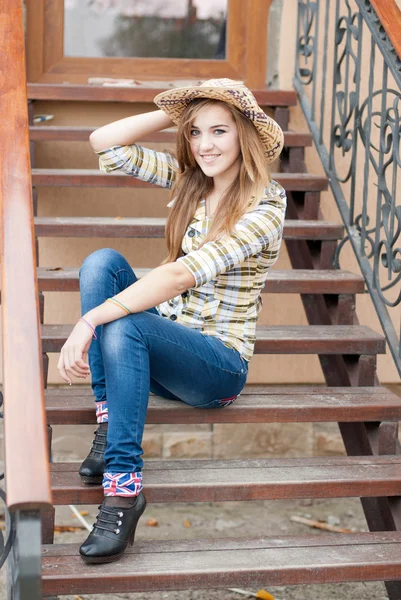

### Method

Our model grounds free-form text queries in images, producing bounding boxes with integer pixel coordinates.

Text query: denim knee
[79,248,124,279]
[101,317,139,359]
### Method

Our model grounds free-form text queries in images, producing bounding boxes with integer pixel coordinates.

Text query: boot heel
[129,493,147,546]
[128,529,137,546]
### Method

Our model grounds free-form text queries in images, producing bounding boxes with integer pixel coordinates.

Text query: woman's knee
[80,248,124,279]
[101,312,154,357]
[101,318,132,358]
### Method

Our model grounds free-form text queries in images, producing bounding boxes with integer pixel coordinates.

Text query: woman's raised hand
[57,319,93,384]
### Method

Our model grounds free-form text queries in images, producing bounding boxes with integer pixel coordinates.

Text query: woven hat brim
[154,84,283,164]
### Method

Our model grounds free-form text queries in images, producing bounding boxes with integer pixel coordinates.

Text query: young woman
[57,79,287,564]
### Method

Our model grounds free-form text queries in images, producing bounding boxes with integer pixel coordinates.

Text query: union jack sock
[96,400,108,423]
[103,472,143,497]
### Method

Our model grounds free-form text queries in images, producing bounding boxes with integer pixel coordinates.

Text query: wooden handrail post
[0,0,52,511]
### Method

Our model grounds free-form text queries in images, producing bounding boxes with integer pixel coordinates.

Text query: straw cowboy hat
[154,78,284,163]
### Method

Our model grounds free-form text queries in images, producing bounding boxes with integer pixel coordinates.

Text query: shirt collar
[192,198,206,222]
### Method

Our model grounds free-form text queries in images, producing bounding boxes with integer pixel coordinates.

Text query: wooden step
[45,385,401,425]
[50,455,401,505]
[29,126,313,147]
[27,83,298,106]
[31,170,328,191]
[41,325,385,354]
[41,532,401,596]
[37,268,364,293]
[35,217,343,239]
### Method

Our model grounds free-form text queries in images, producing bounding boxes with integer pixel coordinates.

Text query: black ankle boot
[79,424,107,484]
[79,492,147,564]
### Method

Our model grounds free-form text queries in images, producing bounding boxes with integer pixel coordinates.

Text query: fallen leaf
[256,591,275,600]
[146,518,159,527]
[45,267,63,271]
[74,596,84,600]
[183,519,191,528]
[115,216,124,220]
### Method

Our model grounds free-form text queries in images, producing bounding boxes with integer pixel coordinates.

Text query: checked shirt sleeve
[96,144,178,189]
[178,199,286,288]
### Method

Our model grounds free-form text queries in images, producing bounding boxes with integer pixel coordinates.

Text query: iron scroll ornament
[330,2,362,185]
[358,89,401,307]
[296,0,318,86]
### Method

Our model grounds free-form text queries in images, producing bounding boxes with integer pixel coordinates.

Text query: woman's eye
[190,130,200,137]
[214,129,226,135]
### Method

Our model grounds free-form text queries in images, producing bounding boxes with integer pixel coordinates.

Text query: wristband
[80,317,98,340]
[106,297,132,315]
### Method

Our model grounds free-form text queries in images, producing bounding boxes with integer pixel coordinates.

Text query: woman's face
[189,103,241,184]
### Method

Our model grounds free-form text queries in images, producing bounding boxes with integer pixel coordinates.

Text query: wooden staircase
[27,86,401,598]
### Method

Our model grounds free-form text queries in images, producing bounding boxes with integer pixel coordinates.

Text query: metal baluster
[360,36,375,256]
[311,0,320,121]
[319,0,330,145]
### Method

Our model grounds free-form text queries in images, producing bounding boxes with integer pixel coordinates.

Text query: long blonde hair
[163,99,271,264]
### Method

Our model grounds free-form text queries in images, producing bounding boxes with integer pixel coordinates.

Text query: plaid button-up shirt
[98,144,287,361]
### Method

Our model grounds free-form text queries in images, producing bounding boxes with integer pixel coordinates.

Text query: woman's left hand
[57,319,93,384]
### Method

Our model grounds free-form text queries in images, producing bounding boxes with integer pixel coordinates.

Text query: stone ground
[0,494,389,599]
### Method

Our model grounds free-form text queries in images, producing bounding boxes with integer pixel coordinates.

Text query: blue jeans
[80,248,248,475]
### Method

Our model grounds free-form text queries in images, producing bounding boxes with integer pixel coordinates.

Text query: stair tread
[45,385,401,425]
[27,83,298,106]
[37,268,364,293]
[29,126,313,146]
[34,217,343,239]
[50,455,401,505]
[32,169,328,191]
[41,532,401,595]
[41,324,386,354]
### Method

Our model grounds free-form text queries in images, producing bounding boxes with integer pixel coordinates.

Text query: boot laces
[92,504,124,535]
[88,428,107,458]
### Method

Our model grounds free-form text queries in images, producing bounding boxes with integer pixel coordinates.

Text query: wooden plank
[29,126,313,147]
[40,325,385,354]
[27,83,298,106]
[44,386,401,425]
[50,455,401,505]
[31,170,328,191]
[36,268,364,294]
[41,532,401,596]
[34,218,343,240]
[0,0,52,511]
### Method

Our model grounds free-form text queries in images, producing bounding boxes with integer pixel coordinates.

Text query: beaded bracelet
[80,317,98,340]
[106,297,132,315]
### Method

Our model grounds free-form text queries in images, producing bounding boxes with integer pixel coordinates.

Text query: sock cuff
[96,400,108,423]
[103,472,143,497]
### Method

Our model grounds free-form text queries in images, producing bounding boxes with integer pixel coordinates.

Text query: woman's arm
[57,262,195,384]
[85,261,195,328]
[89,109,175,152]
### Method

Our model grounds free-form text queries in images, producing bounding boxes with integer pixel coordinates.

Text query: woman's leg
[79,247,159,418]
[79,255,248,564]
[80,311,247,563]
[101,312,248,483]
[78,248,159,482]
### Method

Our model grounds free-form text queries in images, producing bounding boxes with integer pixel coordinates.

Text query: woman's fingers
[67,348,89,378]
[74,348,90,371]
[57,352,72,385]
[57,346,88,384]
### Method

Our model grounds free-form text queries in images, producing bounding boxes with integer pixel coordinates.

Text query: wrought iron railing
[294,0,401,377]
